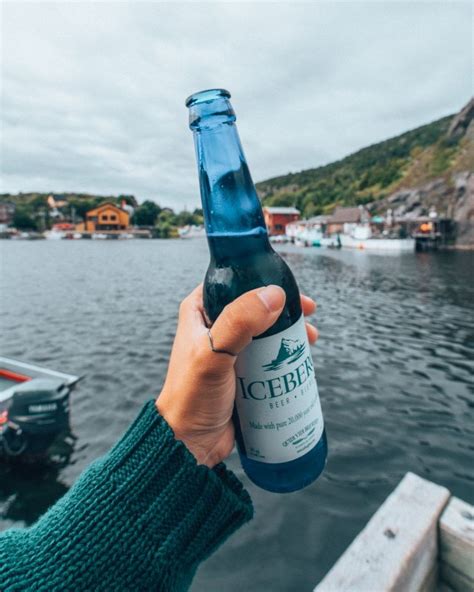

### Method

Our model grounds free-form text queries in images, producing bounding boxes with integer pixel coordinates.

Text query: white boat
[44,224,77,240]
[286,219,329,247]
[10,232,31,240]
[269,235,290,244]
[178,225,206,239]
[339,235,415,251]
[286,221,307,241]
[301,227,324,246]
[339,224,415,252]
[44,229,66,240]
[320,236,341,248]
[91,233,108,240]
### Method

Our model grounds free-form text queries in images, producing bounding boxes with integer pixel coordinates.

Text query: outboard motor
[1,379,71,457]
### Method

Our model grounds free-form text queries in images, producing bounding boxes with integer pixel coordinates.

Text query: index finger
[301,294,316,316]
[179,284,207,325]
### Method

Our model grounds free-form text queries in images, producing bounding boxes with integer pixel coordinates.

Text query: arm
[1,402,252,592]
[1,285,317,591]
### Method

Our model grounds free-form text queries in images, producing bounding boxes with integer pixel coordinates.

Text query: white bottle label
[235,314,324,464]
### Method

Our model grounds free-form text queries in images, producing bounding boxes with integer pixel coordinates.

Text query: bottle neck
[193,123,266,236]
[187,90,268,256]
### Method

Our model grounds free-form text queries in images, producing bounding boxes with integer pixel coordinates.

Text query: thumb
[210,285,286,358]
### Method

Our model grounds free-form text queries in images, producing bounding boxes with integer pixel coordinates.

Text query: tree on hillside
[12,208,37,230]
[175,209,203,226]
[69,198,103,221]
[132,201,162,226]
[118,194,138,208]
[265,192,297,208]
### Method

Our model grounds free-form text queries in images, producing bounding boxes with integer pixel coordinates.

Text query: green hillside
[257,107,472,218]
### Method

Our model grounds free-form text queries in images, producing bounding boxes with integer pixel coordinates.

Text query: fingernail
[258,285,285,312]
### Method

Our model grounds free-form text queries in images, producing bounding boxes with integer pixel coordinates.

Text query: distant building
[77,202,130,233]
[327,206,369,235]
[263,206,300,235]
[286,215,330,240]
[0,202,15,225]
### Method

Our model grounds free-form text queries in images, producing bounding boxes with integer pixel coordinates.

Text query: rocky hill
[257,98,474,246]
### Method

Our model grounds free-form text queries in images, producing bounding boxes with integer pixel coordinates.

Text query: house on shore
[327,206,369,235]
[263,206,300,235]
[286,215,330,240]
[0,202,15,226]
[76,203,130,234]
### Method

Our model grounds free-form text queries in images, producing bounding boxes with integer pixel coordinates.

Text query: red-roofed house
[263,207,300,236]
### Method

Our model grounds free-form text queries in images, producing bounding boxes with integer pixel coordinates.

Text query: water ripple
[0,240,473,592]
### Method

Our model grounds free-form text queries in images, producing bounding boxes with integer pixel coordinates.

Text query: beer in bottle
[186,89,327,492]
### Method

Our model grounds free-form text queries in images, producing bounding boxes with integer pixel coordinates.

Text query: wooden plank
[314,472,450,592]
[439,496,474,590]
[417,561,439,592]
[437,580,456,592]
[439,562,473,592]
[418,564,438,592]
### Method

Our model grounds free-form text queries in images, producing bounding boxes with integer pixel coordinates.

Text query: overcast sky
[1,2,472,209]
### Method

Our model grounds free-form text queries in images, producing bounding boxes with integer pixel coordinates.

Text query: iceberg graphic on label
[262,337,306,372]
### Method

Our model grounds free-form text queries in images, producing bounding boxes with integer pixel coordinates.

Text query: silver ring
[207,329,238,357]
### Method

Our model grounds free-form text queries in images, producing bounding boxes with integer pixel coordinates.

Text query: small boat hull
[339,235,416,251]
[0,358,80,461]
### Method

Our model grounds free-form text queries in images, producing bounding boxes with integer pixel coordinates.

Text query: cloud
[1,2,472,208]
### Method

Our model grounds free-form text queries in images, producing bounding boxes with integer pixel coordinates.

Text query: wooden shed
[82,203,130,233]
[263,207,300,235]
[326,206,369,235]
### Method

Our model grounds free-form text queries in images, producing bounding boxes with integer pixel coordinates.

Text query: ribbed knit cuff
[1,400,253,592]
[102,400,254,583]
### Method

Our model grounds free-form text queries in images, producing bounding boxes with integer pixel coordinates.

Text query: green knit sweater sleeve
[0,400,254,591]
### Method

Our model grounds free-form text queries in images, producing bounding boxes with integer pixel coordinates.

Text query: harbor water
[0,240,473,591]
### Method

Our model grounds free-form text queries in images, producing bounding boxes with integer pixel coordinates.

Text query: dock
[314,472,473,592]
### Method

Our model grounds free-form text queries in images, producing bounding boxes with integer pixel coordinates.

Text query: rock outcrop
[448,98,474,138]
[453,171,474,247]
[371,171,473,247]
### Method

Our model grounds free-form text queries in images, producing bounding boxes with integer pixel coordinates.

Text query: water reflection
[1,240,473,592]
[0,429,77,525]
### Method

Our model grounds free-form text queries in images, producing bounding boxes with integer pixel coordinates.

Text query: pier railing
[314,472,473,592]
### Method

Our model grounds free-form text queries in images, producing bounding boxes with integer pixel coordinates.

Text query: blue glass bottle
[186,89,327,493]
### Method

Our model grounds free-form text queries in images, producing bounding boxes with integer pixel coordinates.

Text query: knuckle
[224,304,251,336]
[192,338,216,378]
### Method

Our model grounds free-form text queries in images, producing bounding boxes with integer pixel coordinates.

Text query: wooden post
[314,473,450,592]
[439,496,474,591]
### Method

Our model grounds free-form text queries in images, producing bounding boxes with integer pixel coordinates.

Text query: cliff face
[258,98,474,246]
[448,98,474,138]
[372,171,473,247]
[454,172,474,246]
[372,106,473,246]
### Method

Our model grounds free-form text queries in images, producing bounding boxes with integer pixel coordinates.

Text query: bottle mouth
[185,88,231,108]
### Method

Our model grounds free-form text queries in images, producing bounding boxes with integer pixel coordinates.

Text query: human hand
[156,284,318,468]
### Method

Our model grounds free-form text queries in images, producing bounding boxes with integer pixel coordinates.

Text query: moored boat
[0,357,80,460]
[339,224,415,251]
[339,235,416,251]
[44,223,77,240]
[44,229,66,240]
[269,234,290,244]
